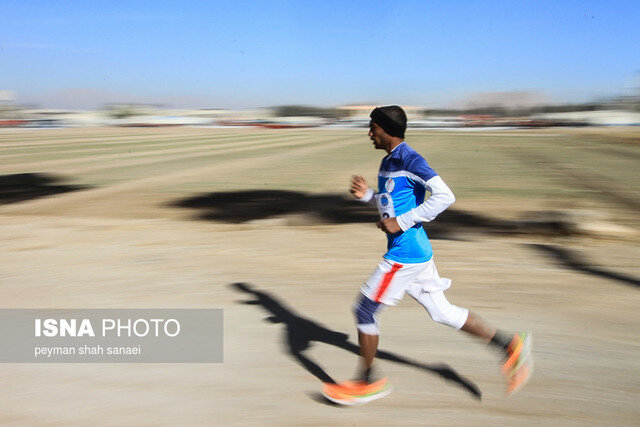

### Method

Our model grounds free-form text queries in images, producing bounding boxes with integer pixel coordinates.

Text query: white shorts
[361,257,452,306]
[358,257,469,331]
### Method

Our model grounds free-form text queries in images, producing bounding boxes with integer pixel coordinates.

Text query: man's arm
[352,175,403,234]
[395,175,455,232]
[350,175,375,204]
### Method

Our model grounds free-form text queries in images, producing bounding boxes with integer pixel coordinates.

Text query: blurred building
[534,110,640,126]
[459,91,548,110]
[336,104,424,120]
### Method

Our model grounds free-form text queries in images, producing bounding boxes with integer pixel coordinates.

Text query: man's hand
[376,217,402,234]
[350,175,369,199]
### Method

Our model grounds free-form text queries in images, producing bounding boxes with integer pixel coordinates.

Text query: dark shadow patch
[0,173,89,205]
[529,244,640,288]
[171,189,573,240]
[231,282,482,400]
[435,209,571,237]
[171,190,379,224]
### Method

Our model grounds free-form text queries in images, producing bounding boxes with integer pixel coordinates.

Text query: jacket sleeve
[395,157,455,231]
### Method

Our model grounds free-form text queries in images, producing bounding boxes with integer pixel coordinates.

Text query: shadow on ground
[172,189,571,239]
[172,190,379,223]
[529,244,640,288]
[0,173,89,205]
[231,282,482,400]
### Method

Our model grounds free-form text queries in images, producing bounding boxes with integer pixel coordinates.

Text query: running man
[322,105,532,405]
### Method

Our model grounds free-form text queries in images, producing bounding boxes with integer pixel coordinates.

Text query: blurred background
[1,1,639,425]
[1,1,639,128]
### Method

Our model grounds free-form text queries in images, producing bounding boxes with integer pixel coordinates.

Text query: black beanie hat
[370,105,407,139]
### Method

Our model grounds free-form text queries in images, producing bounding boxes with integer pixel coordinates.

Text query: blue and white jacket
[359,142,455,263]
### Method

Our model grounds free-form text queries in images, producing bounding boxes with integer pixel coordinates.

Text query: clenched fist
[376,217,402,234]
[350,175,369,199]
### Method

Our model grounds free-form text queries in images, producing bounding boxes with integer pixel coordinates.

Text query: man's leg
[357,331,378,381]
[461,311,513,351]
[352,258,412,383]
[321,294,391,404]
[409,289,533,394]
[410,289,514,349]
[353,294,382,383]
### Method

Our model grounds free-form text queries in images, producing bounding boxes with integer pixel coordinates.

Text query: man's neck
[385,139,404,154]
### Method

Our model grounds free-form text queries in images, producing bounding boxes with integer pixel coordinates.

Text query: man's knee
[429,308,466,328]
[353,294,381,335]
[418,292,468,330]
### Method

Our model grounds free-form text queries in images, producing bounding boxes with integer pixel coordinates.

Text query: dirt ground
[1,127,639,425]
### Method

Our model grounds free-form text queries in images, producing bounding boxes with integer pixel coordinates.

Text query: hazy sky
[2,1,639,109]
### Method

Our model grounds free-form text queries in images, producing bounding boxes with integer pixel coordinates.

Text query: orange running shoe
[501,331,533,395]
[322,378,391,405]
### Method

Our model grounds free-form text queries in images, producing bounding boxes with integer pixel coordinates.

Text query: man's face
[369,121,387,150]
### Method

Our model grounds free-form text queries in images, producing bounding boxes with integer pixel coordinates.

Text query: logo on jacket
[384,178,395,193]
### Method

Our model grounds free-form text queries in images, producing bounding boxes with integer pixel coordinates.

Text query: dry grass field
[1,126,639,425]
